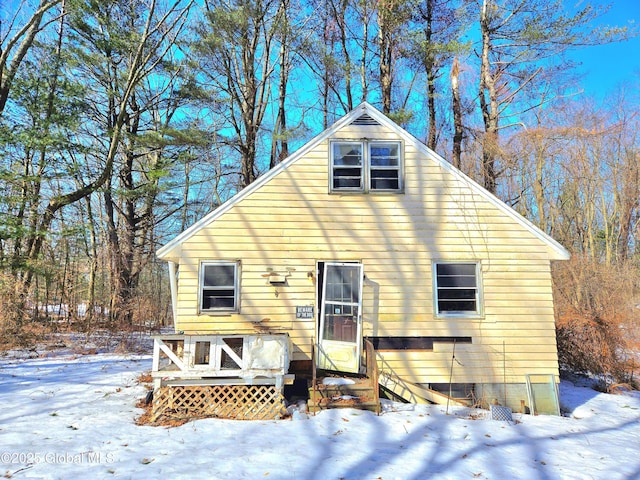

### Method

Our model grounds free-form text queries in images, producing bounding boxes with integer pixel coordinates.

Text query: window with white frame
[331,141,402,192]
[434,262,481,316]
[369,142,401,190]
[331,142,363,190]
[199,261,239,313]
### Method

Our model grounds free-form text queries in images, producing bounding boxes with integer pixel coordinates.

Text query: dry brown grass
[553,256,640,388]
[137,372,153,385]
[0,273,33,349]
[134,396,190,428]
[132,371,191,427]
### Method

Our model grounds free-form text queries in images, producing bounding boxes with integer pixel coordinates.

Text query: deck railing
[151,333,293,388]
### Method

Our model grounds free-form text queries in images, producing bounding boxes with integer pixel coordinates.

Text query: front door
[317,262,363,373]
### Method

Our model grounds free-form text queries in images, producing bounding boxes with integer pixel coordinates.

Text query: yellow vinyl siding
[170,125,563,385]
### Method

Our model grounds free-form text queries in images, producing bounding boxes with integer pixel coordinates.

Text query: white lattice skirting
[152,385,286,422]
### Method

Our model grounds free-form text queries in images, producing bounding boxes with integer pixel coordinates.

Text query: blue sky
[568,0,640,97]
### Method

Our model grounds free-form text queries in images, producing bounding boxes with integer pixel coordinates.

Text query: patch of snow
[1,349,639,479]
[322,377,355,386]
[332,394,359,401]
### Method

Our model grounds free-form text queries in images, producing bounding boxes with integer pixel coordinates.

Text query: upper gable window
[332,142,364,190]
[331,141,402,193]
[370,143,400,190]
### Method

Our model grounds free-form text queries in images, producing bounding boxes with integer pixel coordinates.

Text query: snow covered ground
[1,341,639,480]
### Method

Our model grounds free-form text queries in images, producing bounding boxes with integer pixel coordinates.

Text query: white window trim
[330,141,364,192]
[199,261,240,314]
[330,140,403,193]
[432,261,483,318]
[368,141,402,192]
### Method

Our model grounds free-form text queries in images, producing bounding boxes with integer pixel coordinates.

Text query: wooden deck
[149,334,469,421]
[150,333,293,421]
[151,333,293,386]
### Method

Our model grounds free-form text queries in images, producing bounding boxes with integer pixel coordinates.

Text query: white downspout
[168,261,178,326]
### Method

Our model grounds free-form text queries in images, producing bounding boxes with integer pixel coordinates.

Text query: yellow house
[156,103,569,415]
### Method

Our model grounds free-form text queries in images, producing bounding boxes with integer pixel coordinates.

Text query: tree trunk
[451,57,463,169]
[479,0,499,193]
[423,0,436,150]
[334,0,353,111]
[0,0,62,117]
[616,148,639,261]
[360,0,370,103]
[379,35,392,113]
[378,1,393,114]
[270,0,290,169]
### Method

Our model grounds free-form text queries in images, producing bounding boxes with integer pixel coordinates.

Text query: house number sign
[296,306,314,319]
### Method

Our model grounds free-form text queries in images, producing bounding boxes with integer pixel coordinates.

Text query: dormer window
[331,141,402,193]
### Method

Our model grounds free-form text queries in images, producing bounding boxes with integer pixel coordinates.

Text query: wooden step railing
[364,339,381,414]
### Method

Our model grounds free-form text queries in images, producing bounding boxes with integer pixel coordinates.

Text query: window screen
[435,263,480,315]
[332,142,363,190]
[200,262,238,312]
[331,141,402,193]
[369,143,400,191]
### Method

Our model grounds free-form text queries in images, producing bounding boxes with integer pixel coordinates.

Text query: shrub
[553,256,639,388]
[0,273,34,348]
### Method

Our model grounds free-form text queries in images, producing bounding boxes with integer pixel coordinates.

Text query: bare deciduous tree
[476,0,629,194]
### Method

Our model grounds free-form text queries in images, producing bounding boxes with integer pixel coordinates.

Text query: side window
[434,262,481,316]
[331,142,364,191]
[200,261,239,313]
[369,142,401,191]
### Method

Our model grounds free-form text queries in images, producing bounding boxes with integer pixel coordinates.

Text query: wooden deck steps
[308,340,382,414]
[308,376,381,413]
[307,341,468,414]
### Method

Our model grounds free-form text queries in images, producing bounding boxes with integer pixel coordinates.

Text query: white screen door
[317,262,363,373]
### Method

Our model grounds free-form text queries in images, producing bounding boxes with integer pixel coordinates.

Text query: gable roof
[157,102,570,261]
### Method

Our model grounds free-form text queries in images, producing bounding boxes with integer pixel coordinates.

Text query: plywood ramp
[379,373,469,407]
